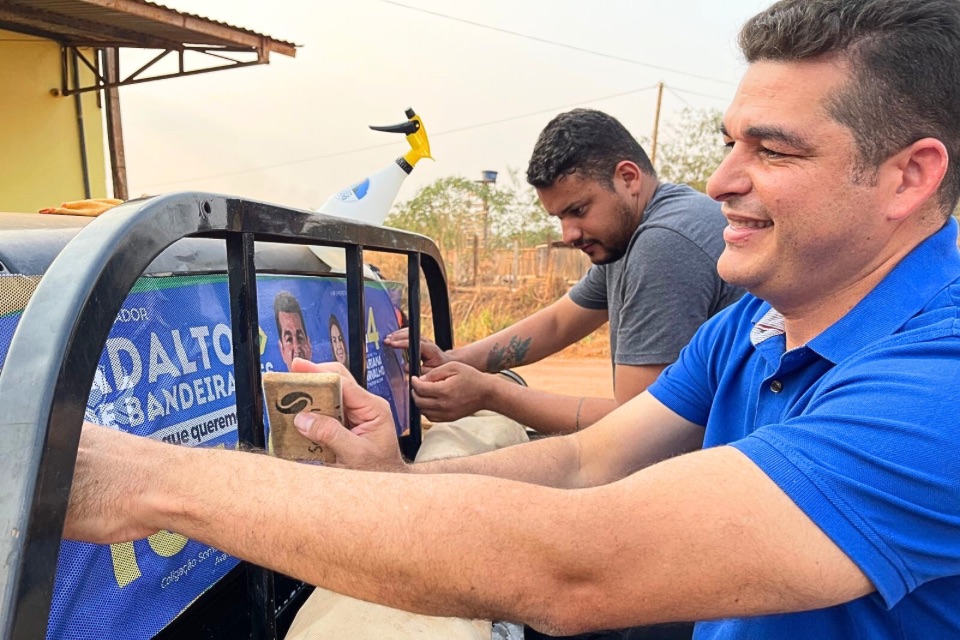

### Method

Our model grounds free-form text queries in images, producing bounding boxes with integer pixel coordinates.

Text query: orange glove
[39,198,123,217]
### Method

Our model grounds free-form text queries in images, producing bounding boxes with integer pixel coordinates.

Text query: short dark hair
[740,0,960,214]
[526,109,655,190]
[328,313,344,337]
[274,291,306,336]
[328,313,349,365]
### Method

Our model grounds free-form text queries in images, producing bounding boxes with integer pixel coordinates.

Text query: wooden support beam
[103,48,128,201]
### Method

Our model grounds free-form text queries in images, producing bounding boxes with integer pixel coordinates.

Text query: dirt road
[513,356,613,398]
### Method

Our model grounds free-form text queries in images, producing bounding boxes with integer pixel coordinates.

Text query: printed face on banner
[329,316,347,366]
[0,272,409,640]
[277,310,312,370]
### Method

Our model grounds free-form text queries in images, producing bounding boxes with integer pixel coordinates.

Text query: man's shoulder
[815,234,960,370]
[636,183,728,254]
[644,182,722,218]
[856,282,960,360]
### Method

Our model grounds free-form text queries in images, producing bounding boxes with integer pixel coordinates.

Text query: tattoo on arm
[486,336,533,371]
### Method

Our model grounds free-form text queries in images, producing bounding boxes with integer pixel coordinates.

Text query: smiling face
[536,165,646,265]
[277,311,312,371]
[707,58,899,313]
[329,322,347,366]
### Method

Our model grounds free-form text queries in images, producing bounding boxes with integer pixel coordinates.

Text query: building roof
[0,0,296,58]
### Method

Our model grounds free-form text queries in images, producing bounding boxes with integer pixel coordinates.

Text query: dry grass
[434,278,610,359]
[366,250,609,359]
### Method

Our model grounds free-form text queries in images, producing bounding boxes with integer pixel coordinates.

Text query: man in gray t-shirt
[570,181,742,376]
[385,109,743,435]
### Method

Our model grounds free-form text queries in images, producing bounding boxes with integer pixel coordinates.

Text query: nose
[560,219,582,246]
[706,146,751,203]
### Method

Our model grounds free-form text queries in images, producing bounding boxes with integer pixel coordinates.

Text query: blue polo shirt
[648,217,960,639]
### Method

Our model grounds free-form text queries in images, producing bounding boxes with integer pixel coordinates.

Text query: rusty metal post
[472,234,479,287]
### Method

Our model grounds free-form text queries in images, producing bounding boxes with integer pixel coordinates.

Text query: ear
[882,138,949,221]
[613,161,643,195]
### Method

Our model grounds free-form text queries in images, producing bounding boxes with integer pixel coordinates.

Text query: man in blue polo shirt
[64,0,960,638]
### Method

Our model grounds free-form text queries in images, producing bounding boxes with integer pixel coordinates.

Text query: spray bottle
[316,108,432,226]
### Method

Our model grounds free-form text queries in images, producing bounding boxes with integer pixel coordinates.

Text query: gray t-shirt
[569,182,743,367]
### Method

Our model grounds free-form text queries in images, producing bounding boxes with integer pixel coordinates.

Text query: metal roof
[0,0,297,57]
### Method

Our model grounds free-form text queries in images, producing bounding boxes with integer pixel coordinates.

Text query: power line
[374,0,734,87]
[138,84,660,189]
[668,85,733,104]
[435,84,659,136]
[665,86,695,109]
[139,140,403,189]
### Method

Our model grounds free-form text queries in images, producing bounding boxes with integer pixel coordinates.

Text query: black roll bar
[0,192,452,640]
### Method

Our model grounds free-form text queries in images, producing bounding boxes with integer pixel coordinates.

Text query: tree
[385,171,554,251]
[486,169,555,248]
[655,108,726,193]
[384,176,479,253]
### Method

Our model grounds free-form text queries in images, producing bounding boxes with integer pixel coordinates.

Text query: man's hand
[411,362,494,423]
[383,328,454,374]
[65,423,162,544]
[290,359,407,472]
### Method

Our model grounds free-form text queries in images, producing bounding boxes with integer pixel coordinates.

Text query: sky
[117,0,770,211]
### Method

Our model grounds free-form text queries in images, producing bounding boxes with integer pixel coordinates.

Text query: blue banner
[0,272,409,639]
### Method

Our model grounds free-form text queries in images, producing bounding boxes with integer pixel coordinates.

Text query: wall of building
[0,29,107,213]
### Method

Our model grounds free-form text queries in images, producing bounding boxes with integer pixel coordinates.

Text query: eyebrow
[559,199,588,216]
[720,123,815,153]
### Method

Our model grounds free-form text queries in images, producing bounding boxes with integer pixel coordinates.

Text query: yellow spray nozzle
[403,112,432,167]
[369,108,433,168]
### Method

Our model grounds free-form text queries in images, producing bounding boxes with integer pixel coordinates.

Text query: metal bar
[94,48,102,109]
[187,46,265,54]
[225,226,277,640]
[74,47,102,83]
[71,50,92,199]
[345,245,367,388]
[226,232,264,448]
[422,254,453,351]
[245,549,277,639]
[60,45,68,97]
[196,49,244,64]
[0,194,448,637]
[61,59,264,95]
[0,197,203,639]
[127,49,171,82]
[401,252,422,459]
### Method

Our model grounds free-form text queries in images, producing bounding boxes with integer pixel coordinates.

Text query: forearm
[386,321,556,373]
[150,445,582,626]
[485,379,618,435]
[451,296,605,372]
[477,363,663,434]
[449,320,555,372]
[409,428,592,487]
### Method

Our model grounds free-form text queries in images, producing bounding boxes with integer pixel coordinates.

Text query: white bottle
[311,109,432,275]
[316,108,432,227]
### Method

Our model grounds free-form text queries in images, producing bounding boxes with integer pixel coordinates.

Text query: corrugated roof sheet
[0,0,297,56]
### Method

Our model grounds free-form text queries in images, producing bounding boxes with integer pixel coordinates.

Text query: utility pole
[650,81,665,167]
[481,196,490,248]
[476,170,498,248]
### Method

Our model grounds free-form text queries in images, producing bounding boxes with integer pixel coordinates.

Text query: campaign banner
[0,272,409,639]
[257,274,409,435]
